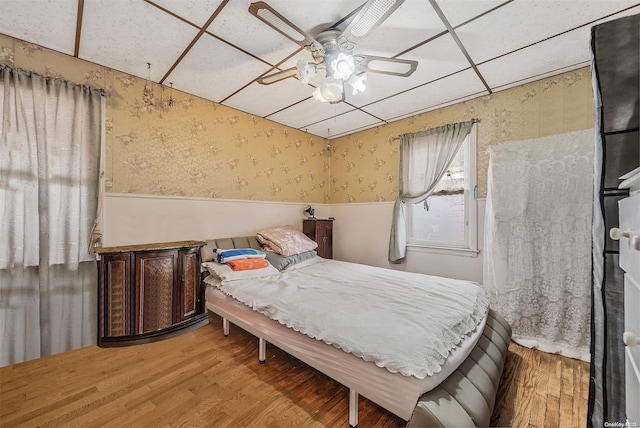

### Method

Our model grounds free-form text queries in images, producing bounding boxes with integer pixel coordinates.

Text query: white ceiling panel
[268,98,353,131]
[436,0,509,28]
[150,0,226,28]
[456,0,639,64]
[3,1,636,139]
[389,90,491,123]
[479,7,640,91]
[208,0,363,66]
[355,0,447,56]
[206,0,299,66]
[478,26,593,90]
[223,80,313,117]
[362,68,487,121]
[167,33,272,102]
[347,32,472,107]
[0,0,78,55]
[256,0,364,35]
[80,0,199,81]
[304,109,383,139]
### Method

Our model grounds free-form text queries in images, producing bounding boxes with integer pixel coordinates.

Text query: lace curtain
[0,65,102,365]
[388,121,474,263]
[483,129,594,361]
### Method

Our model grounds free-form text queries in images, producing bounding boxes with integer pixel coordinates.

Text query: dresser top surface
[95,240,205,254]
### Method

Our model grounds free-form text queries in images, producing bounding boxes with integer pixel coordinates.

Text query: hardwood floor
[0,314,589,427]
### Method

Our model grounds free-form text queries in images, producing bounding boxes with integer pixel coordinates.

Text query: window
[406,125,478,255]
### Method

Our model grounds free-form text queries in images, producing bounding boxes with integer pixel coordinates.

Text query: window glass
[407,125,477,252]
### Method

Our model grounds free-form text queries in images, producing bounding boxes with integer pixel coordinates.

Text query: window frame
[406,124,478,257]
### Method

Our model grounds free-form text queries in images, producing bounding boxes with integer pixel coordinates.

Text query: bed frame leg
[349,389,358,428]
[259,337,266,364]
[222,317,229,336]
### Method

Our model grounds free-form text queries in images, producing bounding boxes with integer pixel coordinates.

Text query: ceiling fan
[249,0,418,103]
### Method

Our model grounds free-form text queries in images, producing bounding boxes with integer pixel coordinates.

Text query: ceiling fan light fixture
[347,71,367,95]
[331,52,356,80]
[296,58,316,84]
[313,76,343,103]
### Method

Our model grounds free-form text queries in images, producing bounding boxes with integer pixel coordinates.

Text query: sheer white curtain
[0,65,102,366]
[483,129,594,361]
[389,121,474,263]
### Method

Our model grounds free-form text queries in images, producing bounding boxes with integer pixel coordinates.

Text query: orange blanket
[227,258,269,271]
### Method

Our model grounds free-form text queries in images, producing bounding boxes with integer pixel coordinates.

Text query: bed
[201,236,511,427]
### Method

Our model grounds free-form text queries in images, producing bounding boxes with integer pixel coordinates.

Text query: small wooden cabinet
[303,219,333,259]
[96,241,208,347]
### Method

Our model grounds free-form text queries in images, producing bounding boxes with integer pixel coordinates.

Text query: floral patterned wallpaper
[0,34,329,203]
[1,34,594,203]
[329,69,595,202]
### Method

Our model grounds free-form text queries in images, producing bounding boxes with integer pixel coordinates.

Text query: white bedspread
[213,257,489,379]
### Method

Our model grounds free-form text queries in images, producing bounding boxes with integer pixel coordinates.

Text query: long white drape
[0,65,102,366]
[389,121,474,263]
[483,129,594,361]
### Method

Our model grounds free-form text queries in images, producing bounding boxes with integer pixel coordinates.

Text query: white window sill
[407,244,480,258]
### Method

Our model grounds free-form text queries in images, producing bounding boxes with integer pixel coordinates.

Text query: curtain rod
[391,118,480,141]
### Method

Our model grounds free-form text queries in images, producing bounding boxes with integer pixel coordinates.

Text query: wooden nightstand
[303,219,333,259]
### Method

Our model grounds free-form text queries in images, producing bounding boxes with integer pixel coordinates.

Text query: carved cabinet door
[134,249,178,335]
[178,247,202,322]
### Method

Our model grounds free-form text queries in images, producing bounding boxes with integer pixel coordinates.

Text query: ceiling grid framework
[0,0,638,139]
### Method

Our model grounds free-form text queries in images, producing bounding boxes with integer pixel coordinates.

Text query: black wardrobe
[589,13,640,427]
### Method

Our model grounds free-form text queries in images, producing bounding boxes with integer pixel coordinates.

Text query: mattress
[205,276,487,420]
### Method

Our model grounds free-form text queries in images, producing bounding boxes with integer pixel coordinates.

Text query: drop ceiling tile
[389,90,490,123]
[267,97,353,130]
[149,0,225,28]
[362,68,487,120]
[223,80,313,118]
[79,0,199,81]
[166,33,272,103]
[305,110,383,139]
[0,0,78,55]
[347,32,471,107]
[479,7,640,92]
[456,0,639,64]
[354,0,447,56]
[257,0,363,35]
[435,0,509,28]
[207,0,362,66]
[478,26,592,91]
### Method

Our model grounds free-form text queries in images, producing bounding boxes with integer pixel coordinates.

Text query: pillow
[214,248,266,263]
[256,225,318,256]
[202,261,279,282]
[227,258,268,271]
[265,250,317,271]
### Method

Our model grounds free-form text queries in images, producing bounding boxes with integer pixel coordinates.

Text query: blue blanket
[214,248,266,263]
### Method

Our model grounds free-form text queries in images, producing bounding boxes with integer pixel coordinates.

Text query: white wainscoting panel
[330,200,486,284]
[102,193,330,247]
[103,193,485,283]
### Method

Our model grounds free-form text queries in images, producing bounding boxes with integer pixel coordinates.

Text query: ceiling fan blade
[249,2,322,52]
[355,54,417,77]
[257,67,298,85]
[338,0,406,48]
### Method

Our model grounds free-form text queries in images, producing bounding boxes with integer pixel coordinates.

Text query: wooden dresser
[303,219,333,259]
[95,240,208,347]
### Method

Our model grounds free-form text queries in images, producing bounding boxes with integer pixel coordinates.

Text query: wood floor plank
[544,395,561,428]
[0,316,590,427]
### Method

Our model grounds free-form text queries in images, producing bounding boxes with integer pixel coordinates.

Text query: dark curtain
[588,13,640,427]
